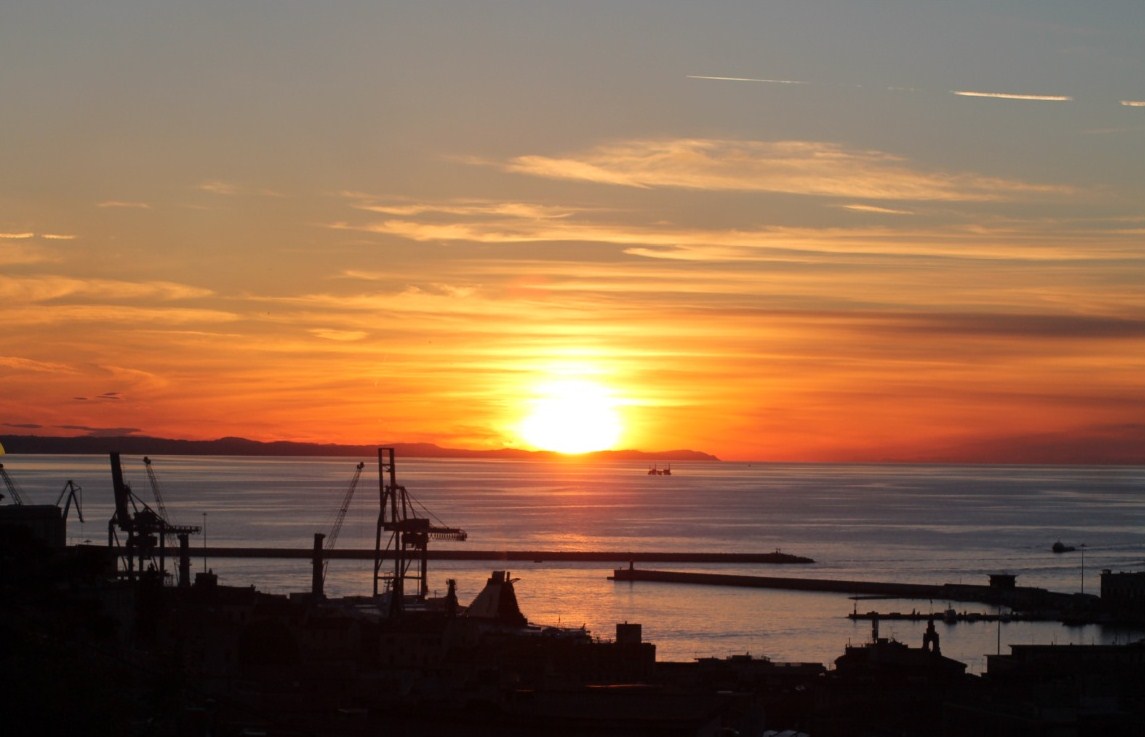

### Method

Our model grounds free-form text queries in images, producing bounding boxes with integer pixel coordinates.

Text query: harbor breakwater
[144,546,815,564]
[609,567,1094,614]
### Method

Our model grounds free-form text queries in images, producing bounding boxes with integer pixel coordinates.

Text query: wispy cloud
[309,328,369,341]
[687,75,808,85]
[0,232,75,242]
[259,284,486,317]
[352,198,584,220]
[0,275,231,331]
[4,304,238,328]
[199,180,243,196]
[502,139,1068,202]
[332,195,1135,266]
[197,180,282,197]
[840,204,914,215]
[98,200,152,209]
[1120,100,1145,107]
[617,224,1133,263]
[71,392,124,402]
[950,90,1072,102]
[870,312,1145,341]
[0,275,213,303]
[688,73,1100,106]
[57,424,141,436]
[0,356,78,374]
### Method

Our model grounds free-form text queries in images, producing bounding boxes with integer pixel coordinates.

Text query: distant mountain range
[0,434,719,462]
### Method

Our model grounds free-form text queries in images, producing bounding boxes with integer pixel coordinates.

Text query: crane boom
[142,456,171,523]
[322,461,365,584]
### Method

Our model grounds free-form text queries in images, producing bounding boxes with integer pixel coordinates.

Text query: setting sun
[518,379,623,454]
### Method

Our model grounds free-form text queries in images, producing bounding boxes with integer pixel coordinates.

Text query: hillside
[0,434,719,462]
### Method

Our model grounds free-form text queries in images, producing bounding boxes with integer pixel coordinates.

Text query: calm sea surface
[5,454,1144,673]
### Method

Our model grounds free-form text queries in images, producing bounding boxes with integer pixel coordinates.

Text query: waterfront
[4,453,1143,673]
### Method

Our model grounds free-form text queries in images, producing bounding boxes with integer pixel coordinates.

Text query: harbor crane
[0,463,83,547]
[0,462,26,505]
[108,453,200,584]
[142,457,172,525]
[373,447,467,616]
[2,463,83,520]
[55,480,84,523]
[311,461,365,597]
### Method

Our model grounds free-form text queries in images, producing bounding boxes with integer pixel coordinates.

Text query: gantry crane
[1,463,83,547]
[108,453,200,583]
[311,461,365,597]
[373,447,466,615]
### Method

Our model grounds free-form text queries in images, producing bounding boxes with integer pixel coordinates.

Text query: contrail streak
[687,75,808,85]
[689,73,1143,109]
[951,90,1072,102]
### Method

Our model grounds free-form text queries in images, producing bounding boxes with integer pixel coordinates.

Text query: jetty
[611,568,944,598]
[847,609,1057,623]
[610,567,1094,613]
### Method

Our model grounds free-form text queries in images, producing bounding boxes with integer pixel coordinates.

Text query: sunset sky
[2,2,1143,462]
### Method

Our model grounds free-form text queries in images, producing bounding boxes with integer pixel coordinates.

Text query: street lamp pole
[202,512,208,574]
[1080,543,1087,595]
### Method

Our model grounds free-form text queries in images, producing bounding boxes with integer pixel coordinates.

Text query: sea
[5,453,1144,674]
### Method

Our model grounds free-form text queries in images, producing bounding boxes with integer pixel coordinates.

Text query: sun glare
[518,379,623,454]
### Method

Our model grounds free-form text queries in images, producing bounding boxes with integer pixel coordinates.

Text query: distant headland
[0,434,719,462]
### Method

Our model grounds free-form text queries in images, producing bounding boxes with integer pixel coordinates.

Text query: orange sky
[2,4,1143,462]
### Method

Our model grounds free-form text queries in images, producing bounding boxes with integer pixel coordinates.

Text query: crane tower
[108,453,200,583]
[373,447,466,615]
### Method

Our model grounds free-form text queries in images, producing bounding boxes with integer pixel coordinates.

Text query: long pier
[609,567,1088,612]
[171,547,815,564]
[847,610,1056,623]
[610,568,943,598]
